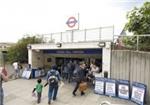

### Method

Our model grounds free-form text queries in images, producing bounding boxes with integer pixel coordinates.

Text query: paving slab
[2,79,138,105]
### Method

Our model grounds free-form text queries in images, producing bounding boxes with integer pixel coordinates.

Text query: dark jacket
[76,67,86,82]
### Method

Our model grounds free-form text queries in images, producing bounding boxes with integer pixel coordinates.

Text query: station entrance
[42,48,102,75]
[28,41,111,78]
[55,56,102,75]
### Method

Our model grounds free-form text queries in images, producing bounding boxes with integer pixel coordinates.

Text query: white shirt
[13,62,18,70]
[91,66,99,76]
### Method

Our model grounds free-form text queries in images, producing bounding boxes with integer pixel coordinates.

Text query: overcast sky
[0,0,148,43]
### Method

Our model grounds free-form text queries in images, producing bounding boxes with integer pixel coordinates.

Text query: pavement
[2,78,138,105]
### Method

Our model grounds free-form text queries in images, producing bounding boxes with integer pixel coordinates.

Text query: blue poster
[118,80,130,100]
[94,77,105,95]
[105,79,116,97]
[131,82,146,105]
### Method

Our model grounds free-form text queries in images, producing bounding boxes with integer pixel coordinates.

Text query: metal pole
[84,29,86,41]
[1,51,6,69]
[78,13,80,30]
[3,53,5,69]
[71,30,74,42]
[60,32,62,42]
[99,27,101,41]
[1,52,4,68]
[50,33,53,42]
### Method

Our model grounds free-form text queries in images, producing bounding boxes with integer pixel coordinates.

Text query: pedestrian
[44,65,61,105]
[67,61,74,83]
[62,63,69,80]
[32,78,43,104]
[0,67,8,105]
[91,63,99,76]
[72,61,87,96]
[12,61,19,79]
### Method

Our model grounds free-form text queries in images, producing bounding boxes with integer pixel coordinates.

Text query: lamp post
[2,51,7,69]
[0,51,8,76]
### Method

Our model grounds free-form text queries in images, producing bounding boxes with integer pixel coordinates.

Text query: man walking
[72,61,86,96]
[45,65,61,105]
[67,60,74,83]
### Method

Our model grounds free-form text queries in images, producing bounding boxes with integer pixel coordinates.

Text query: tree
[124,2,150,51]
[7,36,43,63]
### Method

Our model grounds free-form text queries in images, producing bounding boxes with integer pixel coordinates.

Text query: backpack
[48,71,58,85]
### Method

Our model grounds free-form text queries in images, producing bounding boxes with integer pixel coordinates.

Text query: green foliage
[125,2,150,34]
[122,36,137,49]
[7,36,43,63]
[124,2,150,51]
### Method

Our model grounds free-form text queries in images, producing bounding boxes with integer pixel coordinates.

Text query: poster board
[105,79,116,97]
[22,70,27,78]
[131,82,146,105]
[22,70,31,79]
[34,70,41,78]
[118,80,130,100]
[25,71,32,79]
[94,77,105,95]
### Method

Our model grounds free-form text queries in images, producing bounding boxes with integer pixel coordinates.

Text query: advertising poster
[131,82,146,105]
[105,79,116,97]
[35,70,41,78]
[22,70,31,79]
[118,80,129,99]
[94,77,105,95]
[25,71,31,79]
[22,70,27,78]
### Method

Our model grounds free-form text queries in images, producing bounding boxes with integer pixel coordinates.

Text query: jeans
[73,81,80,94]
[15,69,20,78]
[48,85,58,101]
[68,72,73,82]
[0,88,4,105]
[62,73,68,80]
[73,81,85,95]
[37,92,41,103]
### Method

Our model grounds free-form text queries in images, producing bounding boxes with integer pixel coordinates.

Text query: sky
[0,0,149,43]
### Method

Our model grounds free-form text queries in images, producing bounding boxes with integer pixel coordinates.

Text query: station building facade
[28,26,113,77]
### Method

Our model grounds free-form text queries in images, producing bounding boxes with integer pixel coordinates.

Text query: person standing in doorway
[44,65,61,105]
[0,67,8,105]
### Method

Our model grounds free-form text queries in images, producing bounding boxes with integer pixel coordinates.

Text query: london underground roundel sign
[66,16,77,28]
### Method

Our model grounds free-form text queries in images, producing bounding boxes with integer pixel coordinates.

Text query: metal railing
[38,26,114,43]
[113,34,150,51]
